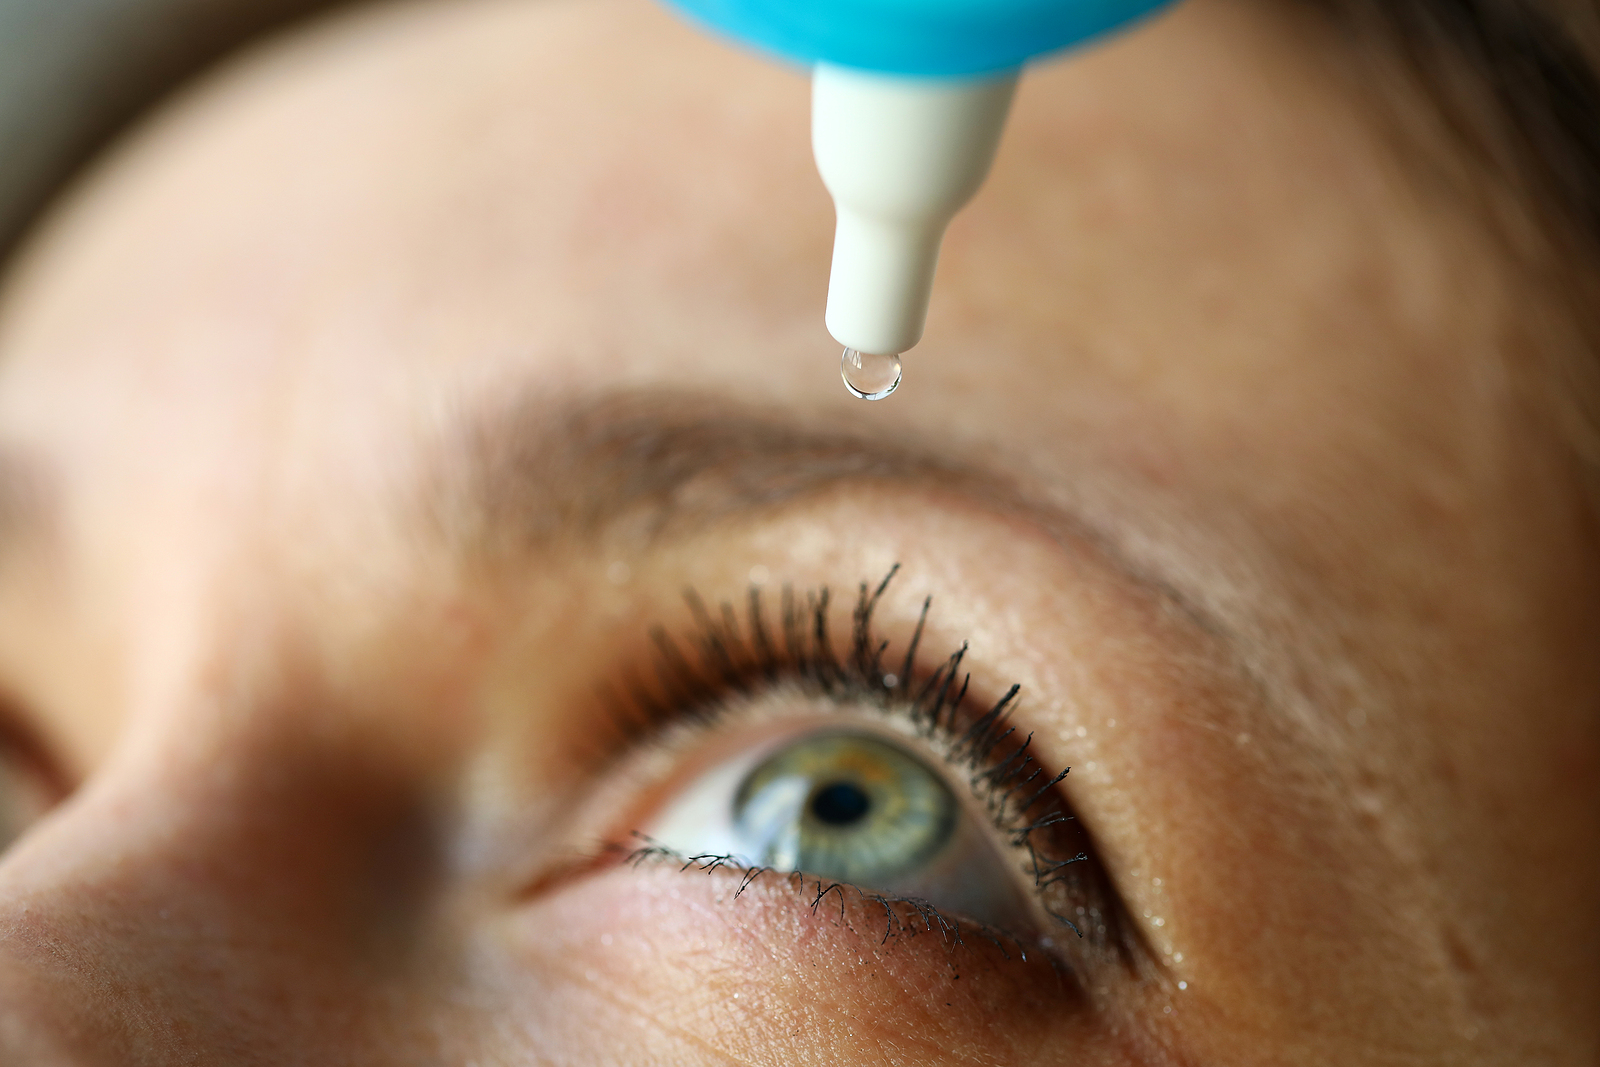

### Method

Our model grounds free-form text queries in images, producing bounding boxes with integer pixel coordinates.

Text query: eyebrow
[437,388,1229,643]
[450,390,1005,544]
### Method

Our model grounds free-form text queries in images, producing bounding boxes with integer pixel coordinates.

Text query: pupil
[810,781,871,826]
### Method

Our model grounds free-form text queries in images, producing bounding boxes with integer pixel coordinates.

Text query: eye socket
[596,567,1136,969]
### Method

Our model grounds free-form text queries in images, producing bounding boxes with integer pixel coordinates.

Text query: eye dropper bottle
[661,0,1178,399]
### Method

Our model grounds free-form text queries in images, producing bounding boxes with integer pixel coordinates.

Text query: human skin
[0,0,1595,1061]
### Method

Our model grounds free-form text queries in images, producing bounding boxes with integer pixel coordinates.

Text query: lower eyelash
[602,565,1140,968]
[621,836,1076,977]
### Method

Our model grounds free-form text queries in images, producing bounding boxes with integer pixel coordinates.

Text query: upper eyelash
[602,564,1138,966]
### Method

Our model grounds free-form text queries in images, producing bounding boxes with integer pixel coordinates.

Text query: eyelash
[601,564,1136,971]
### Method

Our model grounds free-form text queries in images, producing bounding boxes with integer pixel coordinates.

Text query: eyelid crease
[594,564,1149,975]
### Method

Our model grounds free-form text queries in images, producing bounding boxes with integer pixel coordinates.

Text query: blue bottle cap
[662,0,1180,77]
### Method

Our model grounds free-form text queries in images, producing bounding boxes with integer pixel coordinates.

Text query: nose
[0,905,129,1066]
[0,729,450,1064]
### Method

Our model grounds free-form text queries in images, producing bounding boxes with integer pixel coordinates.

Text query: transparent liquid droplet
[840,348,901,401]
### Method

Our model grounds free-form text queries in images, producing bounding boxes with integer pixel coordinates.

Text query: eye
[599,568,1133,962]
[735,731,951,878]
[646,726,1035,928]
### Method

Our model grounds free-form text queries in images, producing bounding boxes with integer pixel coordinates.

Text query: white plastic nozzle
[812,63,1019,357]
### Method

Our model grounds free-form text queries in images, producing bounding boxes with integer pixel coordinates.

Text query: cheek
[474,863,1171,1066]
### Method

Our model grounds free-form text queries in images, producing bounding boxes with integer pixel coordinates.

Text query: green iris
[731,731,957,883]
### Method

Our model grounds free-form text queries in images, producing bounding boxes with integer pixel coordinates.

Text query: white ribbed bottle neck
[812,64,1018,357]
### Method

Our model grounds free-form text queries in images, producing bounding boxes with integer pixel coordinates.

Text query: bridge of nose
[0,712,462,1063]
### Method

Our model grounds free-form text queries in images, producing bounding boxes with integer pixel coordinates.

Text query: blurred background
[0,0,352,263]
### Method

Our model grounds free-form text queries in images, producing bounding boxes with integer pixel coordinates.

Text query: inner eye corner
[0,700,73,851]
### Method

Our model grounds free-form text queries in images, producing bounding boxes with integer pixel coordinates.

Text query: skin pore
[0,0,1596,1061]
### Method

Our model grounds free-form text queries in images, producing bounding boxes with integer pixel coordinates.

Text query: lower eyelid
[519,857,1123,1065]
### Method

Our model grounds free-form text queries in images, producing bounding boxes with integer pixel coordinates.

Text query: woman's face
[0,0,1594,1062]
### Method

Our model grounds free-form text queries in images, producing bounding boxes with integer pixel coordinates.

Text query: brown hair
[1308,1,1600,474]
[1321,1,1600,243]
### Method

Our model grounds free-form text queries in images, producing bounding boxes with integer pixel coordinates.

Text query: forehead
[0,0,1585,637]
[0,0,1546,501]
[0,0,1583,775]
